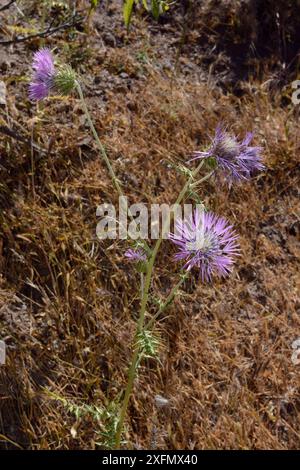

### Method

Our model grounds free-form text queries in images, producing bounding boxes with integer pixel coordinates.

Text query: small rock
[103,32,116,48]
[94,76,101,85]
[120,72,129,79]
[0,81,7,107]
[115,84,128,94]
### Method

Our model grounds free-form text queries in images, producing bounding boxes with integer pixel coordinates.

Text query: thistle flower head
[125,248,147,262]
[191,126,264,182]
[29,48,76,101]
[29,48,55,101]
[169,208,239,282]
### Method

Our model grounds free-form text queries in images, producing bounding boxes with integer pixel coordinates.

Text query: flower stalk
[75,81,124,198]
[145,271,190,331]
[75,81,151,254]
[114,162,213,448]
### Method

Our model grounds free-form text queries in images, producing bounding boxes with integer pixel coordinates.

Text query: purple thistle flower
[169,208,240,282]
[29,48,56,101]
[125,248,147,262]
[191,126,264,182]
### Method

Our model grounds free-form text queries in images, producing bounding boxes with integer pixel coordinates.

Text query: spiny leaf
[136,329,161,360]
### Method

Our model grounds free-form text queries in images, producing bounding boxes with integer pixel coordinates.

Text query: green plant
[28,48,265,451]
[123,0,172,30]
[45,390,122,449]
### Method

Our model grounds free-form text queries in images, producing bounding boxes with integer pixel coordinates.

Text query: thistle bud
[54,65,77,96]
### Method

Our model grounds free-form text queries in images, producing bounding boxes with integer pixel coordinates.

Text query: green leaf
[136,261,148,273]
[123,0,135,29]
[151,0,160,19]
[90,0,99,8]
[206,157,217,169]
[161,1,170,12]
[136,329,161,360]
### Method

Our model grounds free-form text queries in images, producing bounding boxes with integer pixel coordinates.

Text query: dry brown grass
[0,0,299,450]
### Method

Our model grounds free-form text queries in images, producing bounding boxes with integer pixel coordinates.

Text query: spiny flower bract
[54,65,77,96]
[169,208,239,282]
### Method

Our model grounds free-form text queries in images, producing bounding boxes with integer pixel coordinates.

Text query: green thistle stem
[76,81,151,254]
[145,272,190,331]
[114,161,213,449]
[75,81,124,198]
